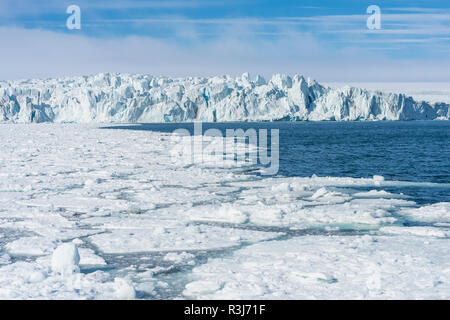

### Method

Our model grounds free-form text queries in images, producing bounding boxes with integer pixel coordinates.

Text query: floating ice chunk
[184,235,450,299]
[126,205,143,215]
[163,252,195,264]
[89,224,281,254]
[0,260,130,299]
[27,270,46,283]
[398,202,450,224]
[183,280,224,297]
[379,226,450,238]
[188,203,249,224]
[78,248,107,266]
[113,278,136,300]
[353,190,406,198]
[373,175,385,186]
[84,178,100,187]
[309,187,350,203]
[289,182,311,193]
[355,190,386,197]
[271,182,311,194]
[135,281,156,296]
[311,187,329,200]
[72,238,83,245]
[271,182,292,193]
[0,254,11,265]
[6,237,58,256]
[51,243,80,275]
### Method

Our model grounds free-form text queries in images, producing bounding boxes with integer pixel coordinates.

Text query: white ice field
[0,123,449,299]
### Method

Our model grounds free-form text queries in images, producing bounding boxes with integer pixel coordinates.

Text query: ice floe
[0,123,448,299]
[398,202,450,224]
[51,243,80,275]
[184,235,450,299]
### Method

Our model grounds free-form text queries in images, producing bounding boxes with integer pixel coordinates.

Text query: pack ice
[1,73,449,123]
[0,124,449,299]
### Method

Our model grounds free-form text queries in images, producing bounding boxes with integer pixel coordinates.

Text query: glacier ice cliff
[0,72,449,123]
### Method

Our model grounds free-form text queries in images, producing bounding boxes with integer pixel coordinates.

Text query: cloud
[1,26,450,82]
[385,7,448,13]
[84,11,450,42]
[0,0,230,20]
[82,0,224,9]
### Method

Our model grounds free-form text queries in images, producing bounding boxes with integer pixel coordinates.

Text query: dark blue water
[102,121,450,204]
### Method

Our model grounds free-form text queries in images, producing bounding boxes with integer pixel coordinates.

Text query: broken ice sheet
[89,222,282,254]
[0,123,448,299]
[184,235,450,299]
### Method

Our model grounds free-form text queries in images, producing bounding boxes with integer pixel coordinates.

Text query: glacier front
[0,72,449,123]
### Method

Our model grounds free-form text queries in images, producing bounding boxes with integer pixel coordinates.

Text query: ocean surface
[104,120,450,205]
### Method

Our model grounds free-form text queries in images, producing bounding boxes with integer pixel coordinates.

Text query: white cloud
[1,26,450,82]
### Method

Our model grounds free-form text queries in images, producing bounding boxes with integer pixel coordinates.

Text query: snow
[0,123,448,299]
[51,243,80,275]
[88,224,281,254]
[183,235,450,299]
[353,190,406,199]
[184,280,224,297]
[0,261,137,299]
[398,202,450,224]
[163,252,195,264]
[113,278,136,300]
[78,248,107,266]
[7,237,59,256]
[0,73,449,123]
[0,254,11,265]
[379,226,450,238]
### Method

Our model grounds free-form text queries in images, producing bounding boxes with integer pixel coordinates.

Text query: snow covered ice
[51,243,80,275]
[1,73,449,123]
[0,122,448,299]
[184,235,450,299]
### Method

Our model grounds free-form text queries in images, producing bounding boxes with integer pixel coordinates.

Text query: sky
[1,0,450,82]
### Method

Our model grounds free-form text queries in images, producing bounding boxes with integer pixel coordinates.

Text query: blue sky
[1,0,450,81]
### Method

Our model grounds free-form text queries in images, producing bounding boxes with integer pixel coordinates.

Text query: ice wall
[0,72,448,123]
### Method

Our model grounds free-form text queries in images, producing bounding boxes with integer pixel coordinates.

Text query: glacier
[1,72,449,123]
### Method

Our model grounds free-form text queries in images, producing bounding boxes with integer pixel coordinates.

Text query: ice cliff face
[0,72,449,123]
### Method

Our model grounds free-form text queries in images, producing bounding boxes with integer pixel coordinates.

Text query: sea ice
[51,243,80,275]
[184,235,450,299]
[89,224,281,254]
[399,202,450,224]
[0,254,11,265]
[0,123,448,299]
[0,260,135,299]
[113,278,136,300]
